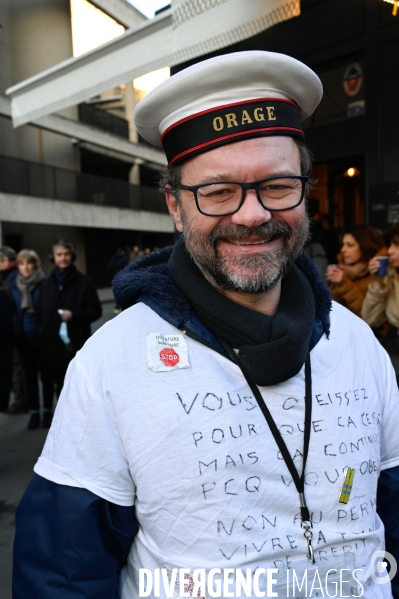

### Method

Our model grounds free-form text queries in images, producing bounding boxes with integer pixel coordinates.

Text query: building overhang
[89,0,147,28]
[0,95,166,167]
[6,0,300,128]
[0,192,174,233]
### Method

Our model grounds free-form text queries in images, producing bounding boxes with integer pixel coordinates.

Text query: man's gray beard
[181,213,310,294]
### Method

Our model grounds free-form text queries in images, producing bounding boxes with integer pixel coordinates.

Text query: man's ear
[165,191,183,232]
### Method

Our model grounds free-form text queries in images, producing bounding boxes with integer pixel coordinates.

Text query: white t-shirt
[35,301,399,599]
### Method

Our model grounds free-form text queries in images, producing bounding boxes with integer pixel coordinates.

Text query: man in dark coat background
[38,239,102,426]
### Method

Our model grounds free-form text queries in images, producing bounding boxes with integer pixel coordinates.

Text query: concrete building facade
[0,0,173,286]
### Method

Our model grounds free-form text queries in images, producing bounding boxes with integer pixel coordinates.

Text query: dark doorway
[83,227,174,288]
[139,165,160,188]
[311,156,365,259]
[3,234,23,253]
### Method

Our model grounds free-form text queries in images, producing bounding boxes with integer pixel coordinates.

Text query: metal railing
[79,103,129,138]
[0,154,168,214]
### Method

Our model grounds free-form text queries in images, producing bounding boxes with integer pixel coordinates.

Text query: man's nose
[229,189,272,227]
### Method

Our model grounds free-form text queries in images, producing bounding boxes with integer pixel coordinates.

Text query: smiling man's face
[166,136,310,294]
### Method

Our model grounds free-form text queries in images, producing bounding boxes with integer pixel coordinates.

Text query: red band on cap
[168,126,304,166]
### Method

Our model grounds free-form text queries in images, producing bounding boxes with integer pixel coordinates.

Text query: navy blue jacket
[13,249,399,598]
[3,264,18,290]
[0,289,13,346]
[9,278,42,346]
[0,289,14,379]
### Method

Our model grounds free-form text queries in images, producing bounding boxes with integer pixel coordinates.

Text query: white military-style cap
[134,51,322,167]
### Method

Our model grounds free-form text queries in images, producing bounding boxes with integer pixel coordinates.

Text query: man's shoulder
[78,302,160,360]
[68,268,97,291]
[4,267,17,288]
[330,300,374,333]
[6,272,18,292]
[39,272,54,289]
[71,268,91,282]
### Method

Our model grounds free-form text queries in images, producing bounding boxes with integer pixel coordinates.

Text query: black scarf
[169,239,316,386]
[53,264,75,286]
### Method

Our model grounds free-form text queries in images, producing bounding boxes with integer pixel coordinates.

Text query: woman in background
[325,224,386,317]
[362,225,399,382]
[9,250,45,429]
[0,272,13,412]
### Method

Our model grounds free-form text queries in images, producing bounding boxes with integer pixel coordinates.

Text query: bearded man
[13,52,399,599]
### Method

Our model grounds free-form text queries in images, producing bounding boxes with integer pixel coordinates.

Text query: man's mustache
[209,220,292,245]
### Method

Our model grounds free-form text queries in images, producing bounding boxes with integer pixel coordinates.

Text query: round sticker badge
[343,63,363,97]
[159,347,180,367]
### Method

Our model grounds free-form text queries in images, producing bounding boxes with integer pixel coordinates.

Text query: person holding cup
[362,225,399,381]
[325,224,386,316]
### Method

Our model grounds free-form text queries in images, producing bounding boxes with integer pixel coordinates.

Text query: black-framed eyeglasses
[177,175,308,217]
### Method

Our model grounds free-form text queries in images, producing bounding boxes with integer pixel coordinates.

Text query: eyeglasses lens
[197,177,303,215]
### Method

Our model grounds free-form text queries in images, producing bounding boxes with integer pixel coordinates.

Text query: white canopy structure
[6,0,300,128]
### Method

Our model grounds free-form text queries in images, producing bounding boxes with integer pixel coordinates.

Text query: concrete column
[9,0,78,168]
[125,81,138,144]
[11,0,74,87]
[129,162,141,185]
[126,81,141,185]
[0,1,14,96]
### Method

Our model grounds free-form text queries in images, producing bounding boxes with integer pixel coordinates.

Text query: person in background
[37,239,102,425]
[303,199,328,278]
[108,247,129,313]
[107,247,129,283]
[0,272,14,413]
[306,198,337,263]
[9,250,46,429]
[0,245,18,288]
[325,224,386,317]
[129,245,142,262]
[143,247,151,255]
[0,245,28,414]
[362,225,399,382]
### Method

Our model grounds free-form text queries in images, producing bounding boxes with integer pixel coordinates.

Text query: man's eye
[262,184,293,194]
[209,188,231,196]
[199,185,236,198]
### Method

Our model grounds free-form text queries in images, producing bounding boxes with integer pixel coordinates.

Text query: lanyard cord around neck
[220,340,315,563]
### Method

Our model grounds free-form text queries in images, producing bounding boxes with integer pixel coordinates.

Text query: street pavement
[0,300,116,599]
[0,413,48,599]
